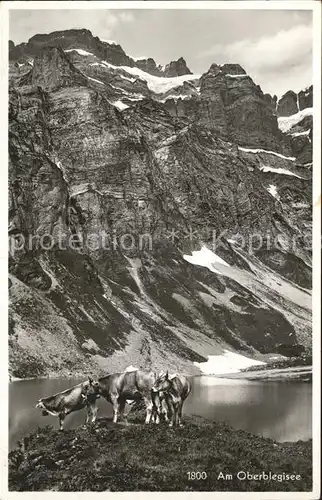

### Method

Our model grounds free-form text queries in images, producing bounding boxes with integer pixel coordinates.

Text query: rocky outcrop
[163,57,192,77]
[276,90,298,117]
[298,85,313,110]
[165,63,291,153]
[277,86,313,117]
[8,30,312,377]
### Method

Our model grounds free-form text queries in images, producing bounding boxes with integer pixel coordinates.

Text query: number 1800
[187,471,207,480]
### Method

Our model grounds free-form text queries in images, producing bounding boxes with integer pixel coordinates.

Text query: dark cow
[35,377,97,431]
[152,372,191,427]
[86,370,162,424]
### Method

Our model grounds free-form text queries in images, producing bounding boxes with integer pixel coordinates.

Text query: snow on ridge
[290,129,311,138]
[278,107,313,133]
[183,245,230,276]
[260,165,304,179]
[65,48,94,57]
[86,75,104,85]
[225,74,248,78]
[160,94,191,102]
[132,56,148,61]
[194,350,265,375]
[100,60,200,94]
[238,146,296,161]
[101,39,117,45]
[124,95,145,102]
[119,74,136,83]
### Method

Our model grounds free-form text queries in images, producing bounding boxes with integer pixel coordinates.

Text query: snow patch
[125,365,139,372]
[194,350,265,375]
[113,100,129,111]
[259,165,304,178]
[54,160,68,184]
[161,94,191,102]
[183,246,230,275]
[65,48,94,57]
[266,184,279,199]
[278,107,313,133]
[238,146,296,161]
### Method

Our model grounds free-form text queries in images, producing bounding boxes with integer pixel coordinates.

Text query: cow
[152,372,191,427]
[84,370,165,424]
[35,377,98,431]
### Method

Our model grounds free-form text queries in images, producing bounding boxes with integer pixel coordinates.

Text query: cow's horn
[88,375,93,384]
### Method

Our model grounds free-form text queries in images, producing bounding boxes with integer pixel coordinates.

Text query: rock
[162,57,192,77]
[298,85,313,110]
[277,90,298,116]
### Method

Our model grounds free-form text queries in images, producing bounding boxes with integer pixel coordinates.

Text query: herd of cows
[36,369,191,431]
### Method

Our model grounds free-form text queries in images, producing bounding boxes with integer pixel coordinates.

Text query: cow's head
[152,371,171,393]
[35,399,49,416]
[81,376,100,404]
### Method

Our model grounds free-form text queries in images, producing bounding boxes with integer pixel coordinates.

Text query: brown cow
[152,372,191,427]
[35,377,97,431]
[86,370,163,424]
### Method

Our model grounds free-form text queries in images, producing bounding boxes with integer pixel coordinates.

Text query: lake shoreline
[9,362,312,383]
[215,365,312,382]
[9,415,312,492]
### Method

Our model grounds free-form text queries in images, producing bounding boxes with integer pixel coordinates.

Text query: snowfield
[101,60,200,94]
[194,350,265,375]
[64,48,199,94]
[278,107,313,133]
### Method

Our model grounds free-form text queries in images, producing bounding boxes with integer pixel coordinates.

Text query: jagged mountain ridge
[8,29,312,378]
[9,29,192,78]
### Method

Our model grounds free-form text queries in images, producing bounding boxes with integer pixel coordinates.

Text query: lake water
[9,376,312,450]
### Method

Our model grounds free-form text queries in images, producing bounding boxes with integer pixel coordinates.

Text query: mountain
[8,29,312,378]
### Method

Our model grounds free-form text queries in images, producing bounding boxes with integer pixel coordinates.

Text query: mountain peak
[9,28,193,79]
[277,86,313,117]
[162,57,192,77]
[29,45,88,91]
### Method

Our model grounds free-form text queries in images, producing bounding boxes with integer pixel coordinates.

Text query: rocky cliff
[8,29,312,378]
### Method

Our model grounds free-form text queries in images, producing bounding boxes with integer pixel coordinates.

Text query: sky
[9,9,313,97]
